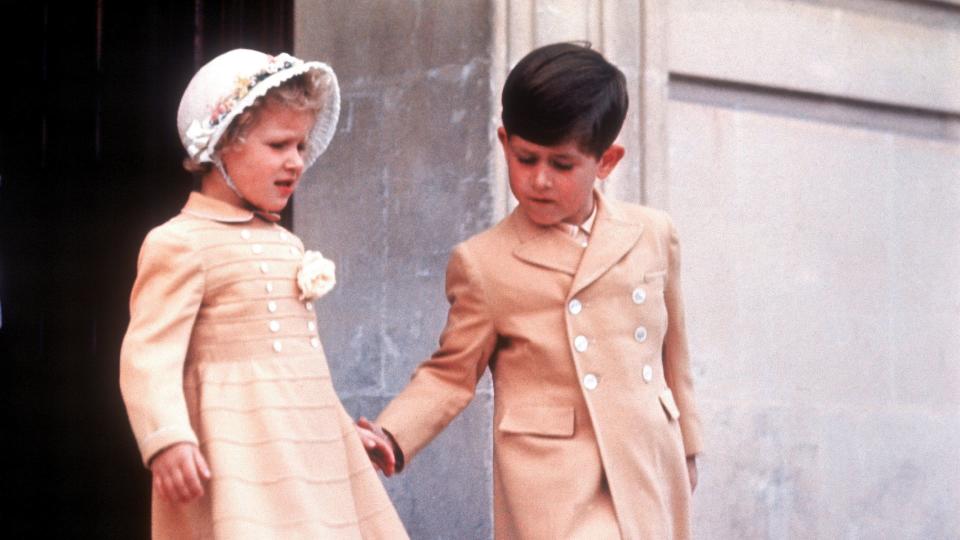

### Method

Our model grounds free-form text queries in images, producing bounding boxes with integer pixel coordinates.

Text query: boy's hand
[356,417,397,476]
[149,442,211,503]
[687,456,698,493]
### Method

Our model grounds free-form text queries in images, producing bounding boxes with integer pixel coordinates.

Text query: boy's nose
[532,167,551,190]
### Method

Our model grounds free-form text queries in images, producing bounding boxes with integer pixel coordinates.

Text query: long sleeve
[119,224,204,466]
[661,216,704,457]
[377,243,498,463]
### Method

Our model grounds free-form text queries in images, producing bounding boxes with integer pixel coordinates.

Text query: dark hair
[501,42,628,158]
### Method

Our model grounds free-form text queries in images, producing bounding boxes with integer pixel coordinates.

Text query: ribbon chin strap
[214,158,282,222]
[214,159,246,201]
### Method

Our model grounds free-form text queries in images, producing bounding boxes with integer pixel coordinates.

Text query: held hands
[149,442,212,503]
[356,417,397,477]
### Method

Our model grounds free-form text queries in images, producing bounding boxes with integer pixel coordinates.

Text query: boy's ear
[497,126,509,154]
[596,144,625,180]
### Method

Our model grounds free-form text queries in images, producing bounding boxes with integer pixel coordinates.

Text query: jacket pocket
[498,405,575,438]
[659,388,681,422]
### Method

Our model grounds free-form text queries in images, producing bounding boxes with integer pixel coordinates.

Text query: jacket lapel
[510,208,583,276]
[569,190,644,297]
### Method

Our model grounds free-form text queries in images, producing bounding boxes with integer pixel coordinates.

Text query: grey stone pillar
[294,2,495,538]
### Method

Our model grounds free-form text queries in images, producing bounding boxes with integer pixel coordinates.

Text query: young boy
[364,42,703,539]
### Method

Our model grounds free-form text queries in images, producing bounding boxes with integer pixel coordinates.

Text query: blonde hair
[183,69,330,175]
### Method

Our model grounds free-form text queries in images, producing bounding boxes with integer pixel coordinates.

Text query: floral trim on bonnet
[184,53,301,160]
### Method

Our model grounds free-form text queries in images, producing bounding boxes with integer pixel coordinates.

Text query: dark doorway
[0,1,292,536]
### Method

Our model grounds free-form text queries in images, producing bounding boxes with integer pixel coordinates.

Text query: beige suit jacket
[378,190,703,539]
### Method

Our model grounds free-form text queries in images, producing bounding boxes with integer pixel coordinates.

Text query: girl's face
[218,101,316,212]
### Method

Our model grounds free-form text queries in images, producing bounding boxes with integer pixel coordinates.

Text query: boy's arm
[376,244,497,466]
[120,226,204,467]
[661,216,704,457]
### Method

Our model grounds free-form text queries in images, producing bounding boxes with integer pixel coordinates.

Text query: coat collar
[180,191,281,223]
[510,189,644,294]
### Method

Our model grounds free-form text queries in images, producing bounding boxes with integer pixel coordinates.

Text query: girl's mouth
[275,180,296,195]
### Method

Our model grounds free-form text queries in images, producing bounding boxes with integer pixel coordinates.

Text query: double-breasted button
[305,302,314,312]
[265,281,274,293]
[267,301,278,313]
[574,335,589,352]
[260,262,270,274]
[310,337,320,349]
[632,287,646,304]
[634,326,648,343]
[269,320,280,333]
[642,364,653,383]
[583,373,598,390]
[307,321,316,332]
[273,340,283,353]
[240,229,252,240]
[568,299,582,315]
[252,244,264,254]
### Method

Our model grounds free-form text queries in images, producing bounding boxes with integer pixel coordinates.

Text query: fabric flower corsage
[297,250,336,301]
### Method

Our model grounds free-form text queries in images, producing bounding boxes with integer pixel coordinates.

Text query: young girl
[119,48,407,539]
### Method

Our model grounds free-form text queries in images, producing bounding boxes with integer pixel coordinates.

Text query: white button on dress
[267,301,278,313]
[583,373,598,390]
[311,337,320,349]
[574,335,589,352]
[632,287,646,304]
[269,320,280,332]
[240,230,252,240]
[260,262,270,274]
[265,281,274,293]
[289,246,298,256]
[568,299,582,315]
[642,364,653,383]
[305,302,314,312]
[252,244,263,254]
[307,321,316,332]
[273,340,283,353]
[634,326,648,343]
[279,231,289,241]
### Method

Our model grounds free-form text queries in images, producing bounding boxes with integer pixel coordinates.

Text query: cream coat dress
[120,192,407,539]
[378,190,703,539]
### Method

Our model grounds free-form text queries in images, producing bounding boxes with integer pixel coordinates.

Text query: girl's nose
[286,149,305,172]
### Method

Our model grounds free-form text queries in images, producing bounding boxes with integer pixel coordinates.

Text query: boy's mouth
[275,180,295,188]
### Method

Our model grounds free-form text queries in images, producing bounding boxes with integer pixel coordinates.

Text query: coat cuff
[139,425,199,467]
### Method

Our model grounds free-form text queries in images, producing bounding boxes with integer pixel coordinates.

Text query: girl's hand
[149,442,212,503]
[356,417,397,476]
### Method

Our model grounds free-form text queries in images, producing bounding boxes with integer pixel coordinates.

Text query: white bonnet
[177,48,340,169]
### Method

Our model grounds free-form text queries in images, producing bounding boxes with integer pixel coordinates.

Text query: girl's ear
[596,144,625,180]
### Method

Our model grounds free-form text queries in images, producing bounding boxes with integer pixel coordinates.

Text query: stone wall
[294,2,495,538]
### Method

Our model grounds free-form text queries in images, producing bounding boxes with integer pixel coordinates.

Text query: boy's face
[498,127,624,226]
[219,101,315,212]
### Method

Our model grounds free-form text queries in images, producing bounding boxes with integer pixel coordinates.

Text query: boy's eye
[517,156,537,165]
[269,142,286,150]
[551,161,574,171]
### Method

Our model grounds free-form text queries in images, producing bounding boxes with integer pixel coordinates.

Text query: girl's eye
[269,142,285,150]
[518,156,537,165]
